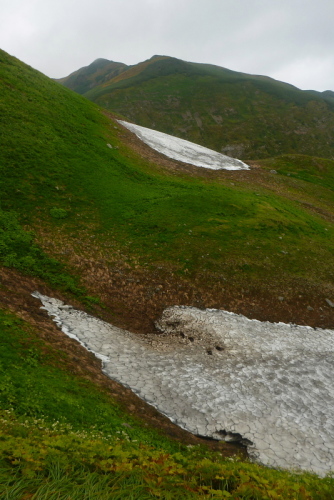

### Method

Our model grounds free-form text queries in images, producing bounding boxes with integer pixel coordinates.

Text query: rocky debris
[325,298,334,308]
[33,293,334,477]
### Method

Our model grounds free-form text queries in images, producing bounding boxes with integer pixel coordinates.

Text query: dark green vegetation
[259,154,334,191]
[1,310,333,499]
[0,209,88,299]
[1,48,334,496]
[56,57,127,95]
[1,49,334,297]
[58,55,334,160]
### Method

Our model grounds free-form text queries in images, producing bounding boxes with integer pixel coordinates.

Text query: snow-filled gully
[118,120,250,171]
[32,292,334,477]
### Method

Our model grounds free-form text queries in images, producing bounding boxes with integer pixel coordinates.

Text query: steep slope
[1,48,334,331]
[56,57,128,94]
[118,119,250,170]
[58,55,334,160]
[1,48,334,496]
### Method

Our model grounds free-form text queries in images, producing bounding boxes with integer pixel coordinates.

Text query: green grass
[259,154,334,191]
[75,56,334,160]
[1,48,334,496]
[1,309,333,499]
[0,208,90,299]
[0,309,180,450]
[1,48,334,292]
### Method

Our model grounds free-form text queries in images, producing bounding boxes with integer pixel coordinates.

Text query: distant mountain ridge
[57,55,334,160]
[56,58,128,94]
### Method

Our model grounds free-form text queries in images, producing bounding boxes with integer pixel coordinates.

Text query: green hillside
[58,55,334,160]
[2,49,334,322]
[1,48,334,496]
[56,57,128,94]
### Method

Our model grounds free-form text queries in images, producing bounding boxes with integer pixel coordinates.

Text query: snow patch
[32,292,334,476]
[118,120,250,171]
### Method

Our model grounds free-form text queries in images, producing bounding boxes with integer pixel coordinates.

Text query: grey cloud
[0,0,333,90]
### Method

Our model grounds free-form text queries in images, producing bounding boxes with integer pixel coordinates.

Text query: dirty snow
[118,120,249,171]
[32,292,334,477]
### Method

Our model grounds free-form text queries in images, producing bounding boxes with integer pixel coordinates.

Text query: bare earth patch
[0,267,245,457]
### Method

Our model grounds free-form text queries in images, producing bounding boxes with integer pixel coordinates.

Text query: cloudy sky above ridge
[1,0,333,91]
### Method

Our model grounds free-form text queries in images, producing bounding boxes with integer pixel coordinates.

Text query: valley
[1,47,334,497]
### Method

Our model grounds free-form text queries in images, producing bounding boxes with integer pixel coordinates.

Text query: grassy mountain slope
[1,48,334,495]
[58,55,334,160]
[1,48,334,327]
[56,57,128,94]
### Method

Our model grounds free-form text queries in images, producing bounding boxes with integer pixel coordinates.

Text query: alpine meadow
[1,48,334,498]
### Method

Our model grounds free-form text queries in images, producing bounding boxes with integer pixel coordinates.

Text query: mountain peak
[58,54,334,160]
[149,54,168,60]
[92,57,111,64]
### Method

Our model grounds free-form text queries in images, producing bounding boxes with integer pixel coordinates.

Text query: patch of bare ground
[33,217,334,335]
[73,258,334,332]
[0,266,246,458]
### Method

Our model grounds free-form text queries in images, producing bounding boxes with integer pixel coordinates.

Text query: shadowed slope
[59,55,334,160]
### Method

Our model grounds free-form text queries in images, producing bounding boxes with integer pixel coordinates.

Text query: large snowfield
[33,293,334,477]
[119,120,250,171]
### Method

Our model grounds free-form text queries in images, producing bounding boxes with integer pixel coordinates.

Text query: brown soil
[0,267,246,458]
[31,114,334,337]
[34,215,334,337]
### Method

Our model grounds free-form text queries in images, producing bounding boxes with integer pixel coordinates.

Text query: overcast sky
[1,0,333,91]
